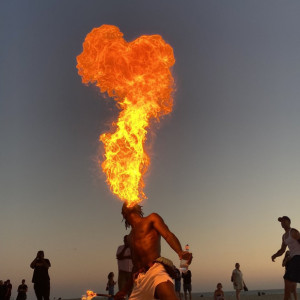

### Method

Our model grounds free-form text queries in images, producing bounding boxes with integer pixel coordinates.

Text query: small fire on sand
[82,290,97,300]
[82,290,111,300]
[77,25,175,207]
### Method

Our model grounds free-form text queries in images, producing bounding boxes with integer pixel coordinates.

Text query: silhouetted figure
[182,270,192,300]
[114,202,193,300]
[174,267,182,299]
[106,272,116,300]
[272,216,300,300]
[30,250,51,300]
[116,235,133,297]
[16,279,28,300]
[231,263,247,300]
[4,280,12,300]
[0,281,6,300]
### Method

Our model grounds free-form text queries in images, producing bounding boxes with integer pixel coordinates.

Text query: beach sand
[189,293,298,300]
[193,296,282,300]
[69,294,293,300]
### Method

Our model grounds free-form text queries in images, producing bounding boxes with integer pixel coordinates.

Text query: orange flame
[84,290,97,300]
[77,25,175,206]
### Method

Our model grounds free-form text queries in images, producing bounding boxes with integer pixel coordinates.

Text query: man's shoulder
[291,228,300,237]
[147,212,163,221]
[117,245,125,252]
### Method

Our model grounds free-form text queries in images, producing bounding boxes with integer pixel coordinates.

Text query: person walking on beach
[116,235,133,297]
[16,279,28,300]
[30,250,51,300]
[182,269,192,300]
[271,216,300,300]
[106,272,116,300]
[231,263,247,300]
[114,202,193,300]
[214,283,225,300]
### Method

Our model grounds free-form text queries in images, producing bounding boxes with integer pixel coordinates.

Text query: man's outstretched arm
[152,213,192,263]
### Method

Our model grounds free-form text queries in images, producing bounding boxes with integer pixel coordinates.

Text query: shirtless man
[114,203,192,300]
[271,216,300,300]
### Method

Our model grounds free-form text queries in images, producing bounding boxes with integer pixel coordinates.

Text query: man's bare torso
[128,213,161,269]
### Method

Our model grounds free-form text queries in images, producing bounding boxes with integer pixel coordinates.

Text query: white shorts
[129,263,173,300]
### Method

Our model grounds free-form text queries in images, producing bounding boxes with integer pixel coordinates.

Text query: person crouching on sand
[214,283,225,300]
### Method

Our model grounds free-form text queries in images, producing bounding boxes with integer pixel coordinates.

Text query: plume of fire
[77,25,175,207]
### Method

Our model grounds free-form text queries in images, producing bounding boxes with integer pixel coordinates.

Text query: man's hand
[179,251,193,265]
[271,254,277,262]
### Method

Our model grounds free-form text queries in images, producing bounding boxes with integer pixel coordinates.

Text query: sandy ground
[193,296,283,300]
[66,295,289,300]
[186,294,298,300]
[67,292,300,299]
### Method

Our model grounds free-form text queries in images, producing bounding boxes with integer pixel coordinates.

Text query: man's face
[37,251,44,259]
[280,219,290,229]
[122,203,135,221]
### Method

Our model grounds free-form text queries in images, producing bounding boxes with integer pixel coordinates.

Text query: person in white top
[231,263,247,300]
[271,216,300,300]
[116,235,133,297]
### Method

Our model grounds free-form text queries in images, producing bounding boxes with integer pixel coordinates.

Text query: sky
[1,0,300,298]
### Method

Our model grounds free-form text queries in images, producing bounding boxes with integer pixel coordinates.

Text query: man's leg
[235,289,241,300]
[155,281,178,300]
[42,282,50,300]
[183,285,187,300]
[284,279,297,300]
[34,284,43,300]
[292,281,298,300]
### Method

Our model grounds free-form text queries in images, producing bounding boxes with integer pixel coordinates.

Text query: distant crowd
[0,279,28,300]
[1,250,51,300]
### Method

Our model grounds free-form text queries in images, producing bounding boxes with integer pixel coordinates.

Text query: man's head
[123,235,129,246]
[22,279,25,284]
[121,202,143,229]
[37,250,44,259]
[278,216,291,229]
[235,262,240,269]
